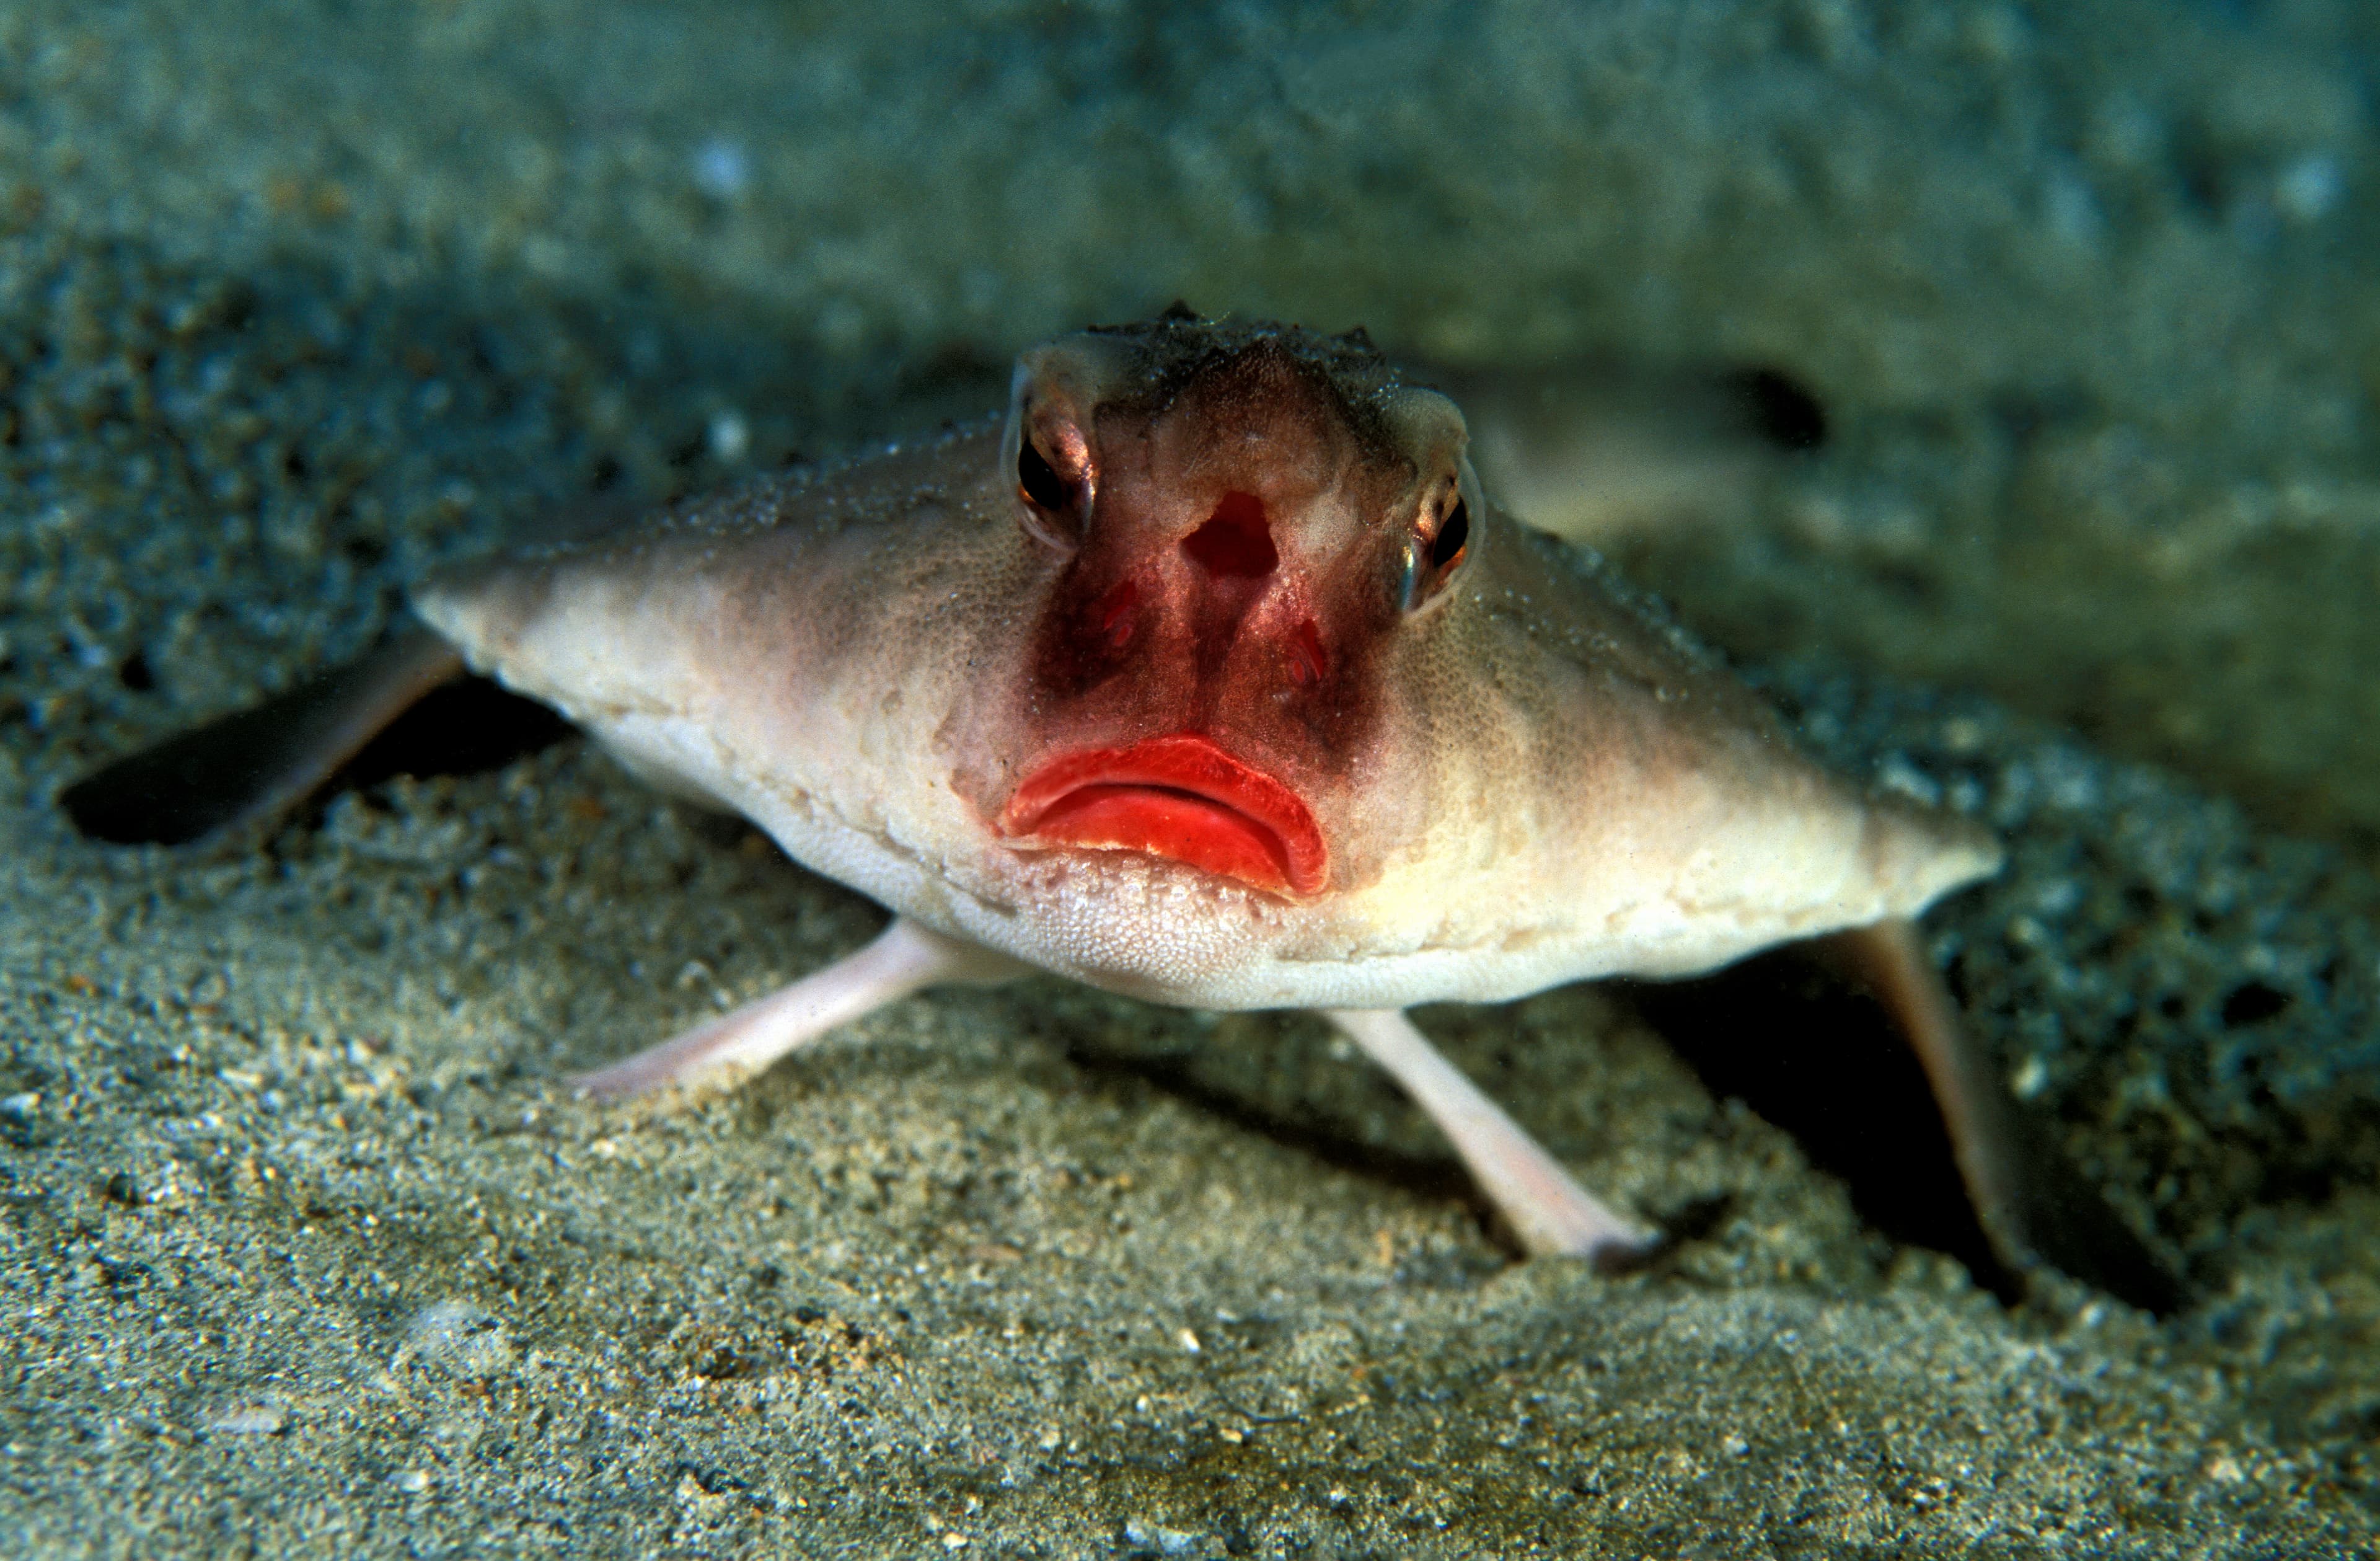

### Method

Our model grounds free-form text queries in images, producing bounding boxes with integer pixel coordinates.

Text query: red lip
[999,733,1328,898]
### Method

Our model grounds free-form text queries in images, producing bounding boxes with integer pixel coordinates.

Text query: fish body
[63,312,2172,1304]
[417,319,1990,1011]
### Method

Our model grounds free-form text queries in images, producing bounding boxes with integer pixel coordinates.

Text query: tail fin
[60,622,466,846]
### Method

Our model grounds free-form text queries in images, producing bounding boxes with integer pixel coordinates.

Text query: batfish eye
[1018,438,1071,512]
[1431,498,1470,572]
[1397,489,1473,613]
[1014,427,1091,552]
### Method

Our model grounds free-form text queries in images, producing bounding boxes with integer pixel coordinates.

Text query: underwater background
[4,0,2379,1552]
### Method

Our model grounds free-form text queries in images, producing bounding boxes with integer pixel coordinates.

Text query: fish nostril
[1285,619,1328,687]
[1092,578,1140,653]
[1181,491,1278,579]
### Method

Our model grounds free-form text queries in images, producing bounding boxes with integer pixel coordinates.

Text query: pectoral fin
[573,918,1031,1103]
[60,621,466,846]
[1816,918,2186,1314]
[1324,1007,1661,1268]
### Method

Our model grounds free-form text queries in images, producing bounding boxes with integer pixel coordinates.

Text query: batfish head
[963,314,1479,903]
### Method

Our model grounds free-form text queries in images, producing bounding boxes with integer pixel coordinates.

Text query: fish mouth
[998,733,1327,898]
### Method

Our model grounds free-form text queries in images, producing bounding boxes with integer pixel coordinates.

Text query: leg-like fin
[1325,1007,1659,1267]
[1819,918,2186,1313]
[574,918,1028,1103]
[60,622,466,846]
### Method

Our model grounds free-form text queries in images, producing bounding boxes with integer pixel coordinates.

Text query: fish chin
[998,733,1328,898]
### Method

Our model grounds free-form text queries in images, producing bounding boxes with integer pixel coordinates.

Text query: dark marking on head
[1181,492,1278,580]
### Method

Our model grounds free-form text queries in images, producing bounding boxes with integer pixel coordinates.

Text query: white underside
[591,712,1937,1013]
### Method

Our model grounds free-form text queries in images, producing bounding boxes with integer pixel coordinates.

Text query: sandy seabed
[5,1,2379,1554]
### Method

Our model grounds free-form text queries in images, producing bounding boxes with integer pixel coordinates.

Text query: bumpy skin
[413,318,1997,1011]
